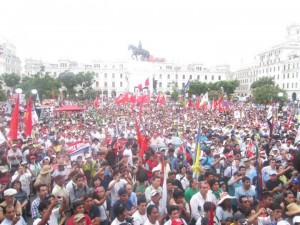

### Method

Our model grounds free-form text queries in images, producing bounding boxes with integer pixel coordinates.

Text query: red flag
[145,78,149,87]
[115,94,123,104]
[225,100,229,111]
[93,96,99,108]
[137,84,143,91]
[188,99,194,108]
[286,114,292,128]
[159,95,165,105]
[51,88,55,99]
[24,97,32,137]
[155,95,161,103]
[196,96,201,110]
[8,96,19,140]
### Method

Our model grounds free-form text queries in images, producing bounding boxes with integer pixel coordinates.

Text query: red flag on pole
[24,96,32,137]
[8,96,19,140]
[93,95,99,108]
[196,96,201,110]
[145,78,149,87]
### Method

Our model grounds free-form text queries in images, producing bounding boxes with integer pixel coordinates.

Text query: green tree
[250,76,275,89]
[215,80,240,97]
[1,73,21,89]
[17,74,60,100]
[76,72,95,90]
[57,72,78,96]
[208,90,222,100]
[252,84,287,105]
[188,81,208,96]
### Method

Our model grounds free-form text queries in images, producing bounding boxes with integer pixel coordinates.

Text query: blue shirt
[1,217,26,225]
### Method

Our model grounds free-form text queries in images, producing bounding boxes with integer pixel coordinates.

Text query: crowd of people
[0,98,299,225]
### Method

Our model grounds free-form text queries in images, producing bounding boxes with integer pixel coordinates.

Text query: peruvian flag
[217,96,223,111]
[145,78,149,87]
[8,96,19,140]
[195,96,201,110]
[155,95,161,103]
[24,96,33,137]
[159,95,166,105]
[93,95,100,108]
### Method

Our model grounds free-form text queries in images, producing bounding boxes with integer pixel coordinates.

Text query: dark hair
[3,205,14,214]
[203,202,216,212]
[271,203,282,211]
[239,195,248,202]
[209,179,218,188]
[201,217,209,225]
[113,203,126,217]
[205,171,214,178]
[173,189,184,199]
[83,193,94,202]
[75,174,85,181]
[262,191,273,200]
[242,176,250,183]
[147,205,158,217]
[72,200,83,210]
[167,205,179,215]
[152,176,160,181]
[137,197,147,205]
[45,194,55,202]
[38,200,49,212]
[36,184,47,193]
[11,179,22,187]
[238,166,246,171]
[167,179,173,184]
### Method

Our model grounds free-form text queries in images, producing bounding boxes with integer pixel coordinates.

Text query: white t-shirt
[123,149,133,166]
[132,211,148,225]
[109,178,128,205]
[33,208,60,225]
[111,218,126,225]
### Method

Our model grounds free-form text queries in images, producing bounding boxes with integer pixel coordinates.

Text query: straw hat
[39,165,53,175]
[217,192,236,205]
[286,203,300,216]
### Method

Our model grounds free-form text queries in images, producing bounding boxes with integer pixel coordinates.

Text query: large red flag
[145,78,149,87]
[196,96,201,110]
[93,95,99,108]
[137,84,143,91]
[159,95,166,105]
[24,96,32,136]
[8,96,19,140]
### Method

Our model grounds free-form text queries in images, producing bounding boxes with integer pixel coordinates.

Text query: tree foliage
[57,72,78,96]
[1,73,21,88]
[250,76,275,89]
[252,84,287,104]
[188,80,240,97]
[17,74,60,100]
[76,72,95,89]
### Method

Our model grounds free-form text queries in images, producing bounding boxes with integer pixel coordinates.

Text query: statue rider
[138,41,142,50]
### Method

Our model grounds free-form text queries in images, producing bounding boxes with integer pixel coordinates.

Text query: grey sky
[1,0,300,70]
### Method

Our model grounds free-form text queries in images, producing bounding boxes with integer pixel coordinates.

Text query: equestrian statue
[128,41,150,61]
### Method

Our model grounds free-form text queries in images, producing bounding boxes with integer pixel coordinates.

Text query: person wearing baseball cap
[0,188,22,222]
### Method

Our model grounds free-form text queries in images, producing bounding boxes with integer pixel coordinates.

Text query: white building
[24,58,231,97]
[234,24,300,100]
[0,41,21,75]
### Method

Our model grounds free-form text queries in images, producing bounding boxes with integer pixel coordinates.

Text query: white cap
[4,188,17,196]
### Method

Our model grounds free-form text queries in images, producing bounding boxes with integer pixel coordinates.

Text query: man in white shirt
[123,142,134,167]
[133,197,148,225]
[108,171,128,205]
[190,181,212,221]
[111,203,128,225]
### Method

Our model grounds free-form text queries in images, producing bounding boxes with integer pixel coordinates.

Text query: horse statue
[128,44,150,61]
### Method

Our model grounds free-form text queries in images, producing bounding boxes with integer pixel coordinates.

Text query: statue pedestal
[126,60,154,94]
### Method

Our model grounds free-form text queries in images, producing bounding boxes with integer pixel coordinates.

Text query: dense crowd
[0,99,299,225]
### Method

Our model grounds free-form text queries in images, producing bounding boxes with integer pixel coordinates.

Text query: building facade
[234,24,300,100]
[24,58,231,97]
[0,41,21,75]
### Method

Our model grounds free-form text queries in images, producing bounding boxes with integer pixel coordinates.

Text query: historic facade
[0,41,21,75]
[234,24,300,100]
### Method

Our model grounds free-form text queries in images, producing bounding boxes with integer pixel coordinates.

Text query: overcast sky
[1,0,300,70]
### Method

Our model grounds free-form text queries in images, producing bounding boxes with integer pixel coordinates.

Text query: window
[212,75,214,80]
[175,74,178,79]
[112,82,115,88]
[104,73,107,78]
[277,74,279,80]
[292,83,294,88]
[205,75,207,80]
[120,73,123,78]
[219,76,221,80]
[112,65,115,69]
[120,82,123,87]
[112,73,115,78]
[159,74,162,79]
[287,73,289,79]
[119,64,123,69]
[183,75,185,79]
[182,83,185,88]
[104,82,107,87]
[287,83,289,88]
[159,82,162,88]
[167,74,170,79]
[96,81,99,87]
[190,75,192,79]
[283,74,285,79]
